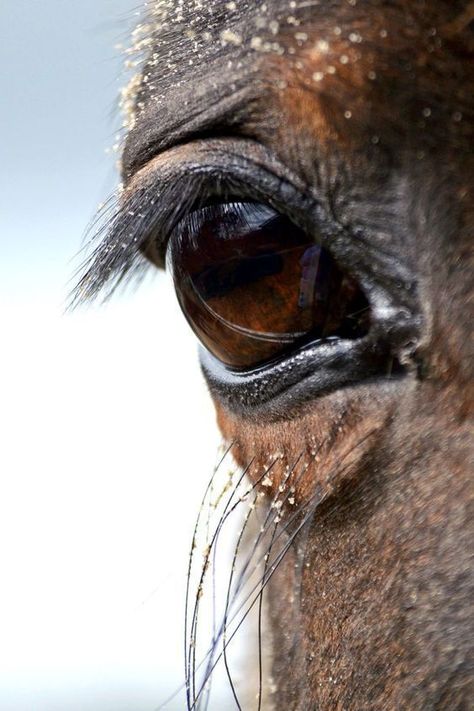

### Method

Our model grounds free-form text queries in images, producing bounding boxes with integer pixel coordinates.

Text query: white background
[0,2,230,708]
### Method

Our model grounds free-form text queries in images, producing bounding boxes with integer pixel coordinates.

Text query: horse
[74,0,473,708]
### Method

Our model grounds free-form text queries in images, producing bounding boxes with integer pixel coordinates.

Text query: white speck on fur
[220,29,243,46]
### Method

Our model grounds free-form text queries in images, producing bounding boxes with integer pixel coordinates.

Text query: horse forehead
[132,1,370,115]
[126,1,472,166]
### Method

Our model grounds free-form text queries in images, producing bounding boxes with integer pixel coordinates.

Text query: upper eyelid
[70,138,323,307]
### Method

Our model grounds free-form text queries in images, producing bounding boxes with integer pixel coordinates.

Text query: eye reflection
[167,202,370,369]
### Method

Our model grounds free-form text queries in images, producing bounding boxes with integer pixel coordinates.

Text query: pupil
[167,202,369,369]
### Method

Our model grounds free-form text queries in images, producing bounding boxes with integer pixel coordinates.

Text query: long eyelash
[174,201,275,250]
[69,171,236,308]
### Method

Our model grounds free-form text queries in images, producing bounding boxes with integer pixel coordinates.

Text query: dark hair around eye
[166,202,370,369]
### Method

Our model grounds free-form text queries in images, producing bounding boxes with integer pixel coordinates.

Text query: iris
[167,202,370,369]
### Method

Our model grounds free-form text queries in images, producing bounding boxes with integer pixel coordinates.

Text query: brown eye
[167,202,370,369]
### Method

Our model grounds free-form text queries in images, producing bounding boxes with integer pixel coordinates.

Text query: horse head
[76,1,473,707]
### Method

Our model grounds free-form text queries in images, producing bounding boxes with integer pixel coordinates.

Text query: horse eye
[166,202,370,369]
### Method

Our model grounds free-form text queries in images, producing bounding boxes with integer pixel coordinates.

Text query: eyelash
[70,172,244,307]
[71,136,331,310]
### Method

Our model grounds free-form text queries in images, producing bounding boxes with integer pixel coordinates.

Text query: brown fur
[264,384,473,709]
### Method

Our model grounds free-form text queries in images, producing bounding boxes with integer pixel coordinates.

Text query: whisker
[188,459,252,705]
[191,464,318,706]
[191,488,322,708]
[184,441,235,705]
[187,456,277,706]
[217,455,305,707]
[225,448,319,610]
[189,459,279,708]
[222,489,260,710]
[188,426,380,708]
[226,455,303,607]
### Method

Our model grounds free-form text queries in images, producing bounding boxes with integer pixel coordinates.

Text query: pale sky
[0,2,234,709]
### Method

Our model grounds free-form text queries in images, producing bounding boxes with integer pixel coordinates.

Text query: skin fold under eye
[166,201,370,369]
